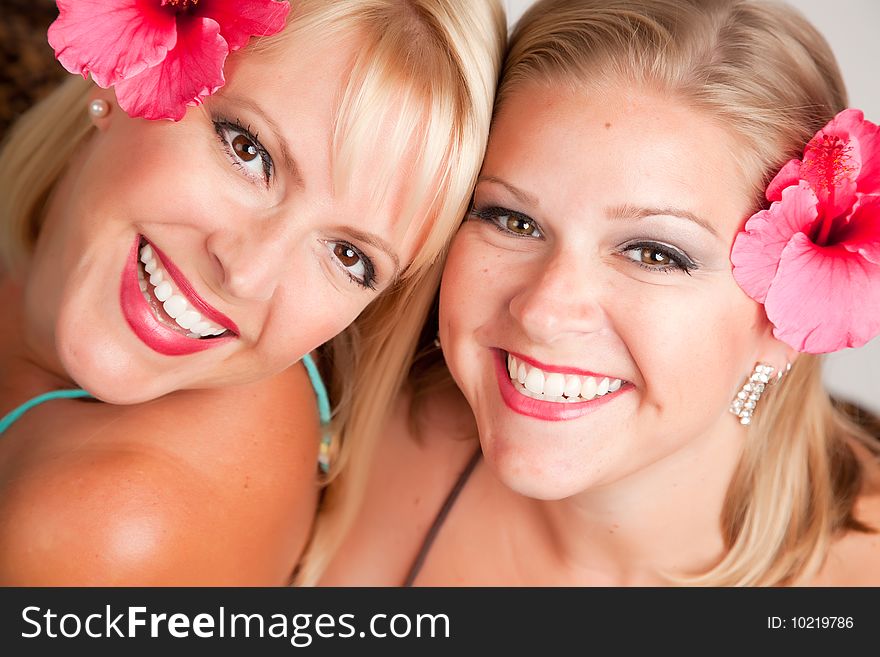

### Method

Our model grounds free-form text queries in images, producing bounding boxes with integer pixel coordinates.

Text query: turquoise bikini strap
[301,353,331,425]
[301,352,333,474]
[0,389,93,436]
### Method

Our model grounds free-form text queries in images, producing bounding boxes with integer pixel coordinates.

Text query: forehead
[485,83,754,238]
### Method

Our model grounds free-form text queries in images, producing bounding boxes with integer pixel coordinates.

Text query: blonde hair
[0,1,506,583]
[0,76,92,273]
[408,0,876,587]
[289,1,506,584]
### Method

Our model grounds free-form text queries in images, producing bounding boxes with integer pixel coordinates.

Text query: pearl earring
[88,98,110,119]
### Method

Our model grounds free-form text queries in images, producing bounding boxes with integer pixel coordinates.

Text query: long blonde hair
[406,0,876,586]
[291,0,506,584]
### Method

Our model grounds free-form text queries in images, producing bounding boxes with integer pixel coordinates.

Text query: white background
[502,0,880,413]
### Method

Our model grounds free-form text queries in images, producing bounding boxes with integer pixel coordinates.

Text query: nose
[508,248,609,344]
[205,211,292,302]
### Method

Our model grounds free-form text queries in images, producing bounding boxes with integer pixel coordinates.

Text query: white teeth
[505,353,624,404]
[544,373,565,398]
[524,367,545,394]
[580,376,598,399]
[138,243,228,338]
[163,295,187,319]
[175,309,202,330]
[563,375,581,398]
[191,320,213,336]
[154,281,172,302]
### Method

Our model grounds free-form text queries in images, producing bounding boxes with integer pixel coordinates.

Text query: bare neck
[484,416,746,585]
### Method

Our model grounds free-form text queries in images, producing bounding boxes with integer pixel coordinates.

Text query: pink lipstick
[494,350,627,421]
[120,236,235,356]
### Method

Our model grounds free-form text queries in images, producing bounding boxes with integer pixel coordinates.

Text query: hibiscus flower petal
[765,159,801,203]
[801,109,880,206]
[197,0,290,51]
[731,182,819,303]
[48,0,177,88]
[839,112,880,194]
[114,17,228,121]
[764,233,880,353]
[840,194,880,265]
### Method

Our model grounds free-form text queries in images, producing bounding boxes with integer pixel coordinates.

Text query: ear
[755,318,799,375]
[87,89,117,130]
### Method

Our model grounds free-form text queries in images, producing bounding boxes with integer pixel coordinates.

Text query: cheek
[82,123,227,226]
[439,231,510,336]
[618,278,765,410]
[276,297,365,361]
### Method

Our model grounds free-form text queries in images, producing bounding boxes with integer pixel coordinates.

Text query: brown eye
[333,243,361,267]
[505,215,537,235]
[327,241,375,289]
[232,134,258,162]
[639,247,670,265]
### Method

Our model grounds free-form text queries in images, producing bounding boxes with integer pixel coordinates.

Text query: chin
[480,428,597,501]
[55,329,175,405]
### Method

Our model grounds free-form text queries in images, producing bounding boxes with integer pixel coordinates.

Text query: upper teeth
[138,243,227,338]
[507,353,622,403]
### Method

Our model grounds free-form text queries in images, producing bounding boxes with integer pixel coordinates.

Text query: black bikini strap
[403,445,482,586]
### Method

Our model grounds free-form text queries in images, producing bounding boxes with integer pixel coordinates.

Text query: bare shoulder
[319,384,479,585]
[0,365,321,585]
[811,448,880,586]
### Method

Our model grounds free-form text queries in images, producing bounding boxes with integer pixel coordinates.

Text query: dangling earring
[433,331,441,349]
[729,362,790,425]
[318,429,334,475]
[88,98,110,119]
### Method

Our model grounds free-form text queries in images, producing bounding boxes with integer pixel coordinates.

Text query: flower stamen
[803,134,856,193]
[162,0,200,11]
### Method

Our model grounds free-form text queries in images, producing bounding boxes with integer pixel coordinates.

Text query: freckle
[604,122,612,129]
[244,476,250,489]
[482,268,489,274]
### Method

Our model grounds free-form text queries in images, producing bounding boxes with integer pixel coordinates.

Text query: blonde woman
[0,0,505,584]
[319,0,880,586]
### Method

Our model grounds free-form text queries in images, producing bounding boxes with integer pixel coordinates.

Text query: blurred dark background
[0,0,66,140]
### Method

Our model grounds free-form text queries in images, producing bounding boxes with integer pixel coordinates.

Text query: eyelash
[326,241,378,291]
[212,117,274,186]
[470,205,542,238]
[620,241,697,275]
[471,205,697,275]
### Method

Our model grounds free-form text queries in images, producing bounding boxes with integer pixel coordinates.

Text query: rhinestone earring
[88,98,110,119]
[729,362,790,425]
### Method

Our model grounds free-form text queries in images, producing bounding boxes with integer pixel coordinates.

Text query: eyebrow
[477,176,540,208]
[219,94,304,188]
[477,175,719,238]
[341,227,401,279]
[609,204,720,238]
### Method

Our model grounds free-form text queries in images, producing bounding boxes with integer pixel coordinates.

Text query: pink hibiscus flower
[48,0,290,121]
[731,109,880,353]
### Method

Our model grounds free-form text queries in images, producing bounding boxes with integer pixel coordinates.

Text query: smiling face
[23,30,426,403]
[439,82,789,500]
